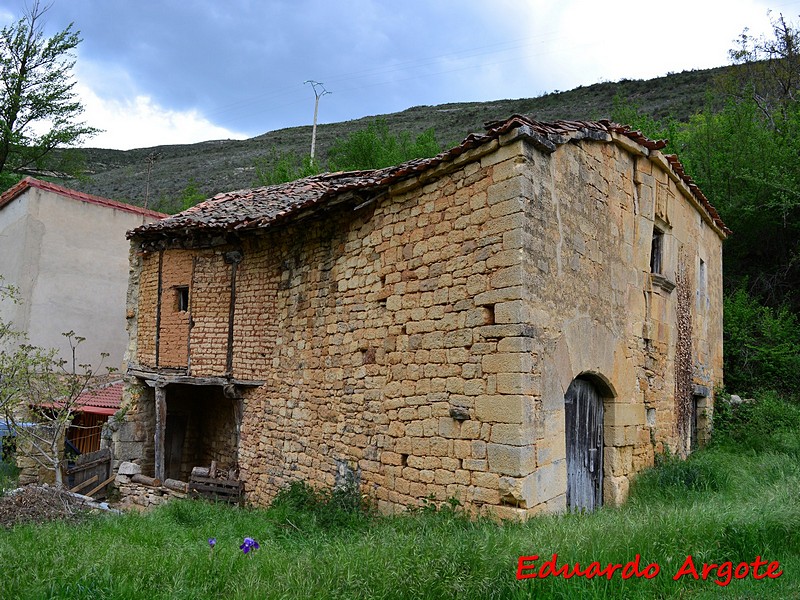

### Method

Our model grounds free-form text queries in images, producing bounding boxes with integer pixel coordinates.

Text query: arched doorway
[564,376,604,511]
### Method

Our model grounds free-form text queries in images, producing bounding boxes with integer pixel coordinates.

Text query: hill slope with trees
[54,66,725,210]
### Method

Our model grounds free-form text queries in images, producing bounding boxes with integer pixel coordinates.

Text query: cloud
[494,0,775,92]
[74,82,249,151]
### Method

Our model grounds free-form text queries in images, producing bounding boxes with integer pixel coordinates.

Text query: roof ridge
[131,115,728,239]
[0,177,168,219]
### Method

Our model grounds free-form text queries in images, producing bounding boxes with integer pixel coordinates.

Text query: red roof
[0,177,167,220]
[74,382,124,416]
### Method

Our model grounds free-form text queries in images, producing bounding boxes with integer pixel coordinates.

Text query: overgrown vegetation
[1,395,798,598]
[251,119,442,187]
[327,119,441,171]
[723,286,800,396]
[712,390,800,455]
[267,480,375,530]
[252,147,320,186]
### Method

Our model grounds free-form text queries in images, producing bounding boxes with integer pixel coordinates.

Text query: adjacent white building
[0,177,165,370]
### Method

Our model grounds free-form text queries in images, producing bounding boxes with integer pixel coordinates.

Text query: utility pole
[143,151,161,214]
[304,80,331,163]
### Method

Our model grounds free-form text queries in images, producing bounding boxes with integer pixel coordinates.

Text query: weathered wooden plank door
[565,377,603,511]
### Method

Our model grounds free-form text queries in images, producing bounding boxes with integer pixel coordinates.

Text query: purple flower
[208,538,216,548]
[240,537,260,554]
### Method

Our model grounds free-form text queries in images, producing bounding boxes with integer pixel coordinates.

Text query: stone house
[115,115,727,519]
[0,177,166,370]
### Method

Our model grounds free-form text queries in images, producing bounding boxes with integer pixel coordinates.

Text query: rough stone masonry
[111,115,727,520]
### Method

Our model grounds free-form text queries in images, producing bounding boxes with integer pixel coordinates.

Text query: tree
[0,1,98,177]
[0,276,109,487]
[612,14,800,311]
[726,12,800,124]
[252,148,320,187]
[327,119,441,171]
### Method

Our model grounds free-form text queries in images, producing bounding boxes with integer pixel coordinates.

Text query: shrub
[252,148,320,186]
[327,119,441,171]
[723,287,800,395]
[268,480,374,531]
[712,390,800,455]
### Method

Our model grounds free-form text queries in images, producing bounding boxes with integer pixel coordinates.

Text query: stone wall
[16,425,63,486]
[114,463,185,508]
[118,130,725,519]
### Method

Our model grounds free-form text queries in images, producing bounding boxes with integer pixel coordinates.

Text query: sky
[2,0,799,150]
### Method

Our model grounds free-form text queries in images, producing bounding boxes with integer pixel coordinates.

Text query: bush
[252,148,320,186]
[724,287,800,395]
[327,119,441,171]
[268,480,374,531]
[712,390,800,454]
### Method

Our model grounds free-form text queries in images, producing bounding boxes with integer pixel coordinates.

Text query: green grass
[1,396,798,599]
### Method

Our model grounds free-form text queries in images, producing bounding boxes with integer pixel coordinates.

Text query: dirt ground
[0,484,95,528]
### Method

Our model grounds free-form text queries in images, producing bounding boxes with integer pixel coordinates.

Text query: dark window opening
[176,286,189,312]
[650,228,663,274]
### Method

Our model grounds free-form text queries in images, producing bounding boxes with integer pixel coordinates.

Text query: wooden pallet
[188,475,242,503]
[188,464,242,503]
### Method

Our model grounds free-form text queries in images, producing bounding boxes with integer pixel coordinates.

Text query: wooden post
[154,384,167,481]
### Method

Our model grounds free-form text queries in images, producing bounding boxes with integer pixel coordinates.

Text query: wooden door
[565,377,603,511]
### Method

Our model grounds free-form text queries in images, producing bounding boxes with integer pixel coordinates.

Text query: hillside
[58,65,726,211]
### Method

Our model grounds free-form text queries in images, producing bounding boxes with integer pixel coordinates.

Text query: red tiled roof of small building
[74,381,124,416]
[0,177,167,220]
[130,115,729,239]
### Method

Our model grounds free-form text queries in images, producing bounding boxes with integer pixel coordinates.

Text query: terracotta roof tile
[74,382,124,416]
[131,115,728,239]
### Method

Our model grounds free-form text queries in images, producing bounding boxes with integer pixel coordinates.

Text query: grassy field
[0,394,798,599]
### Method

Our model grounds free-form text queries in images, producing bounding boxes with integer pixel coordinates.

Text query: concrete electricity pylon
[304,80,331,163]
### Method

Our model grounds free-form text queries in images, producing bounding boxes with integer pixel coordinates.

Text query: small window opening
[699,259,706,296]
[176,286,189,312]
[650,228,664,274]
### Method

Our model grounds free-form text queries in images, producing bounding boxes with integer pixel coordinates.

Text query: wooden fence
[64,447,114,499]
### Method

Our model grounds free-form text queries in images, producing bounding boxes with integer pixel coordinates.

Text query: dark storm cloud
[1,0,784,148]
[6,0,525,136]
[11,2,429,131]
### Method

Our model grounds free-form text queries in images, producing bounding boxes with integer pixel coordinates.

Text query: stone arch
[540,316,634,510]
